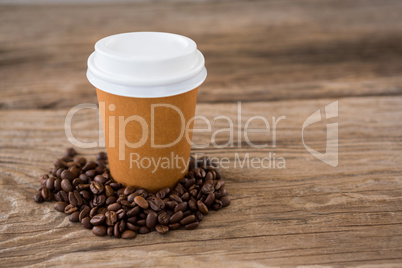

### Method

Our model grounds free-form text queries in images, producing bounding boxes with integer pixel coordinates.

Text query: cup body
[96,87,198,192]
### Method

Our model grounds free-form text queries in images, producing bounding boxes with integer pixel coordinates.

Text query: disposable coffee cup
[87,32,207,192]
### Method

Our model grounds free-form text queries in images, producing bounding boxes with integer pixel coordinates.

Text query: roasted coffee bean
[105,211,117,226]
[105,185,114,197]
[81,217,92,229]
[89,207,99,218]
[34,192,44,203]
[184,178,196,189]
[116,209,126,221]
[69,211,80,222]
[82,161,96,172]
[195,211,204,222]
[170,211,184,224]
[158,211,170,225]
[146,211,158,229]
[54,192,62,202]
[214,180,224,190]
[137,219,146,226]
[80,190,91,200]
[106,226,113,236]
[61,179,73,192]
[170,194,182,203]
[45,177,54,190]
[65,147,77,157]
[107,202,121,211]
[92,225,107,236]
[134,196,148,209]
[64,204,78,214]
[123,186,136,196]
[127,217,138,225]
[183,210,192,217]
[98,206,108,215]
[116,188,125,196]
[96,151,107,161]
[174,202,188,213]
[109,182,122,190]
[41,188,53,201]
[79,174,89,184]
[94,175,106,184]
[126,222,140,232]
[114,222,121,238]
[69,190,82,207]
[76,184,90,191]
[121,230,136,239]
[85,169,96,178]
[119,220,126,233]
[54,178,62,191]
[106,196,117,206]
[134,189,148,199]
[79,206,90,221]
[61,170,75,181]
[148,196,165,211]
[168,223,181,230]
[127,193,137,203]
[139,226,150,234]
[188,198,197,211]
[54,159,67,169]
[156,187,170,199]
[204,193,215,207]
[212,199,223,210]
[93,195,106,207]
[72,178,82,187]
[197,200,209,215]
[127,206,141,217]
[90,181,104,195]
[181,192,190,201]
[54,201,68,212]
[201,182,214,195]
[155,225,169,234]
[166,201,178,210]
[90,214,105,225]
[175,184,186,196]
[59,190,68,203]
[74,157,86,167]
[94,166,104,174]
[119,200,131,207]
[221,196,231,207]
[180,215,196,225]
[184,222,199,230]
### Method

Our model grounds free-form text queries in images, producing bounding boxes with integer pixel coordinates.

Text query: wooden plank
[0,96,401,266]
[1,0,402,109]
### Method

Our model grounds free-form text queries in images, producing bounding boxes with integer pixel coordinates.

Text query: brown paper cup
[96,88,198,192]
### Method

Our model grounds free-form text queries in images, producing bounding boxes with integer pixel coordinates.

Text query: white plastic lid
[87,32,207,98]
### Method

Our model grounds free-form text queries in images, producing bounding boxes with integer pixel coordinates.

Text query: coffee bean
[107,202,121,211]
[127,206,141,217]
[170,194,183,203]
[126,222,139,232]
[212,199,223,210]
[134,189,148,199]
[188,198,197,211]
[127,216,138,224]
[89,207,99,218]
[174,202,188,213]
[90,214,105,225]
[45,177,54,190]
[34,192,43,203]
[195,211,204,222]
[69,191,81,207]
[137,219,146,226]
[93,175,106,185]
[59,190,68,202]
[204,192,215,207]
[146,211,158,229]
[61,170,74,181]
[123,186,136,196]
[109,182,122,190]
[119,220,126,233]
[201,182,214,195]
[197,200,209,215]
[54,201,68,212]
[157,211,170,225]
[107,226,114,236]
[184,222,199,230]
[41,188,53,201]
[65,147,77,157]
[121,230,136,239]
[105,211,117,226]
[82,161,97,172]
[97,151,108,161]
[155,225,169,234]
[79,206,90,221]
[54,159,67,169]
[116,209,126,221]
[90,181,104,195]
[93,195,106,207]
[105,185,114,197]
[168,223,181,230]
[156,187,170,199]
[148,196,165,211]
[61,179,73,192]
[72,178,82,187]
[166,201,178,210]
[80,190,91,200]
[181,192,190,201]
[85,169,96,178]
[114,222,121,238]
[184,178,196,189]
[74,157,87,167]
[54,178,62,191]
[92,225,107,236]
[69,211,80,222]
[139,226,150,234]
[170,211,184,224]
[64,204,78,214]
[81,217,92,229]
[106,196,117,206]
[180,215,196,226]
[134,196,148,209]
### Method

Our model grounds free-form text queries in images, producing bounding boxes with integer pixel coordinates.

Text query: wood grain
[1,96,402,267]
[1,0,402,109]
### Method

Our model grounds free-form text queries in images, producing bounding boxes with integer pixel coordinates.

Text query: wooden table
[1,1,401,266]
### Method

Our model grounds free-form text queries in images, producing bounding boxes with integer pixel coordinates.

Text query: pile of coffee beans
[34,148,230,239]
